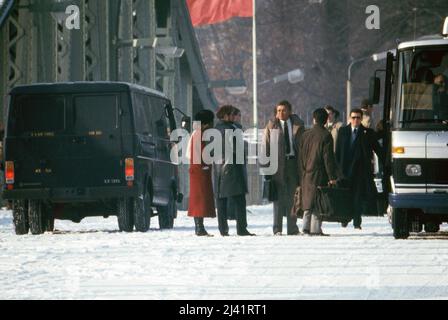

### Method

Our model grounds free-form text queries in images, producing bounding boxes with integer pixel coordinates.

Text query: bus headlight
[405,164,422,177]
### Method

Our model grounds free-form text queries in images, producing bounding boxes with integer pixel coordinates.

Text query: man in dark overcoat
[299,108,338,236]
[262,100,304,235]
[335,108,383,229]
[214,105,255,237]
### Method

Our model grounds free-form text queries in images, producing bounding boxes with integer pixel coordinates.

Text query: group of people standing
[187,99,383,237]
[187,106,255,237]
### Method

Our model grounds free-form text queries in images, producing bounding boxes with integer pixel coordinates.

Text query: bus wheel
[392,208,409,239]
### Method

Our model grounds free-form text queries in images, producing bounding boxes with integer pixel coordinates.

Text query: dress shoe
[302,229,311,235]
[196,229,213,237]
[310,232,330,237]
[354,226,362,230]
[288,231,301,236]
[221,232,229,237]
[341,222,349,228]
[238,230,256,236]
[274,232,282,236]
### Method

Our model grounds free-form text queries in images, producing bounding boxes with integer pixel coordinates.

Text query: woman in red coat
[188,110,216,236]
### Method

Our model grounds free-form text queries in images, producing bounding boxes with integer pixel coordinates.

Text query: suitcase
[316,186,353,223]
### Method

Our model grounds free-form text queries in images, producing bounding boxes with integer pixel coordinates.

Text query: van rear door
[7,94,68,189]
[70,94,124,188]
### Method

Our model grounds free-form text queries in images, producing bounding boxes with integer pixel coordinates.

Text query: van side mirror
[181,116,191,133]
[164,104,177,131]
[369,77,381,104]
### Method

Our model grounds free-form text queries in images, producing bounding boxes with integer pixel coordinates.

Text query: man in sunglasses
[335,109,383,230]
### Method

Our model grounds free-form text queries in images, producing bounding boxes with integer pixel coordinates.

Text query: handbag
[262,177,278,202]
[316,185,353,221]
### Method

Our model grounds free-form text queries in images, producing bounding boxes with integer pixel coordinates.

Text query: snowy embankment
[1,205,448,300]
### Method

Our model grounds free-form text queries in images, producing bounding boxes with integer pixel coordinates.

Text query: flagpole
[252,0,258,138]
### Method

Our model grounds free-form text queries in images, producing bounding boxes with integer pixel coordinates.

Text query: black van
[3,82,181,235]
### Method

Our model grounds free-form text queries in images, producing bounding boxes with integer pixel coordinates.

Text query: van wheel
[392,208,409,239]
[13,200,29,235]
[424,222,440,233]
[134,191,151,233]
[28,200,45,235]
[159,192,176,229]
[118,198,134,232]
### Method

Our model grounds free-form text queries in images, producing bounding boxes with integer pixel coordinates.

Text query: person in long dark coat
[262,100,304,235]
[335,108,383,229]
[214,105,255,237]
[188,110,216,236]
[224,107,247,221]
[299,108,338,236]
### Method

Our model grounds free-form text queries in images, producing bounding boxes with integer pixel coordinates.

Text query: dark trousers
[353,198,371,227]
[273,201,299,234]
[273,158,299,235]
[351,175,374,228]
[217,195,247,235]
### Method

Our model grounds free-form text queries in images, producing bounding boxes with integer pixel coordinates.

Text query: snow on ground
[1,205,448,300]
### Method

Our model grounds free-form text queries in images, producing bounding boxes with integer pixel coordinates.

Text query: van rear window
[10,95,65,134]
[74,95,119,134]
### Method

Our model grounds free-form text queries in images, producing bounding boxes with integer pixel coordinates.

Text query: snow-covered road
[1,205,448,300]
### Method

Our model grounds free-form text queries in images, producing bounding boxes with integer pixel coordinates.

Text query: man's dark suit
[335,124,383,227]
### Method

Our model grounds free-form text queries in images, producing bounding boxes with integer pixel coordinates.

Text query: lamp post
[346,56,369,120]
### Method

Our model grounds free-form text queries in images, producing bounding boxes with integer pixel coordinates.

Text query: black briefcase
[316,186,353,222]
[262,178,278,202]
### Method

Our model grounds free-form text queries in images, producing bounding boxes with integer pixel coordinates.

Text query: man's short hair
[361,99,372,109]
[324,105,335,113]
[276,100,292,112]
[350,108,364,117]
[216,105,235,120]
[313,108,329,126]
[194,109,215,126]
[232,107,241,116]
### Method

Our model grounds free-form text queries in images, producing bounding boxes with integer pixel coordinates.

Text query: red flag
[187,0,253,27]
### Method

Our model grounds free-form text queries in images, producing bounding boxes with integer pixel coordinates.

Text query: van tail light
[5,161,14,184]
[125,158,134,182]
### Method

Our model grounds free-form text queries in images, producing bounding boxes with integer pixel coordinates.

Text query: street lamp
[225,68,305,96]
[225,87,247,95]
[372,49,396,62]
[273,68,305,84]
